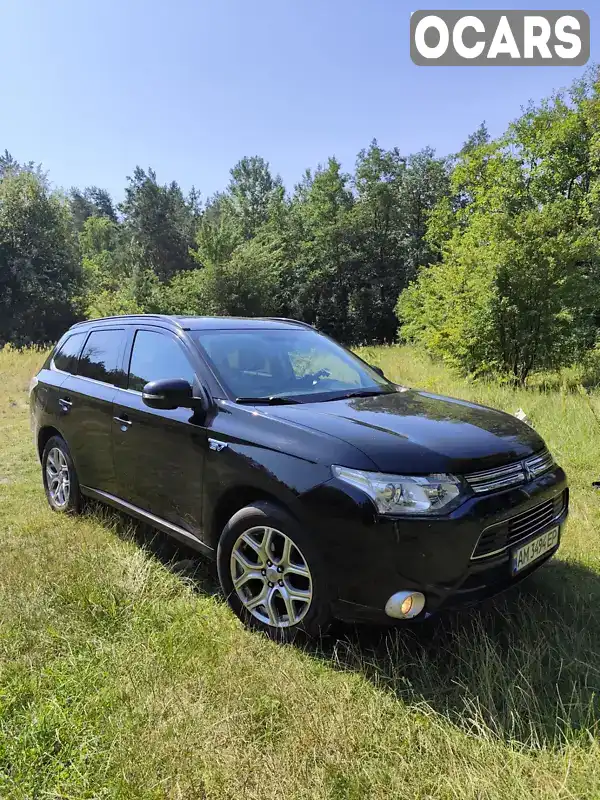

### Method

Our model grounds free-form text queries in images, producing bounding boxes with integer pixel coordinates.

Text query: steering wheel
[297,368,331,388]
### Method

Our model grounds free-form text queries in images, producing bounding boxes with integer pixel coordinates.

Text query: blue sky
[0,0,597,202]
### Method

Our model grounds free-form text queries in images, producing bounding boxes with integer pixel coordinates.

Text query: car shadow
[85,501,221,594]
[308,559,600,747]
[89,503,599,747]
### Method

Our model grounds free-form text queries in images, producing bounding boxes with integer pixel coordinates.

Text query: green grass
[1,344,599,799]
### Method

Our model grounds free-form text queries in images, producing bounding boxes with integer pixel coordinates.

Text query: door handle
[113,414,132,429]
[59,397,72,411]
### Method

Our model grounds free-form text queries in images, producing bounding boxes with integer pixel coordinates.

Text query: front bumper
[303,467,568,624]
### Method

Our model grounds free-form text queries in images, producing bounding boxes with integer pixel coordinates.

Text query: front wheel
[217,502,333,641]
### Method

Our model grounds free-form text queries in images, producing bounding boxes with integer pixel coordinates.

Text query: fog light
[400,595,413,616]
[385,590,426,620]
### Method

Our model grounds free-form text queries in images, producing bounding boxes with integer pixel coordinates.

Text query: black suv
[30,314,568,638]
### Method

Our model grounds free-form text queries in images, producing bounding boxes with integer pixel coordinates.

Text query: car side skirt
[81,485,215,558]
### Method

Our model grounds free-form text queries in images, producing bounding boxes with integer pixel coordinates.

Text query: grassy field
[1,344,599,799]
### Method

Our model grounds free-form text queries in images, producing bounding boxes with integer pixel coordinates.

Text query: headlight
[332,466,464,515]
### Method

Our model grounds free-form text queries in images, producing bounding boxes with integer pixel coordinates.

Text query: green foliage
[193,194,242,270]
[70,186,117,232]
[289,158,355,338]
[0,171,81,346]
[79,215,119,258]
[79,216,127,317]
[5,68,600,380]
[86,270,161,319]
[399,70,600,382]
[351,143,449,342]
[85,240,162,320]
[0,140,450,346]
[160,269,215,316]
[0,149,46,184]
[227,155,282,240]
[120,167,197,281]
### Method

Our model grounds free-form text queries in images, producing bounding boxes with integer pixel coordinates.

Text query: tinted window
[128,330,196,392]
[192,328,392,401]
[53,332,86,374]
[78,329,125,386]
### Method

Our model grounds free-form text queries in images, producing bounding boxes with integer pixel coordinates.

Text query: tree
[193,192,242,271]
[69,186,118,232]
[397,72,600,380]
[349,141,407,342]
[227,156,282,239]
[0,150,20,179]
[79,216,123,316]
[80,215,119,258]
[160,269,216,317]
[290,158,355,340]
[85,240,161,320]
[460,121,490,155]
[0,171,82,345]
[4,69,600,371]
[0,150,47,185]
[349,142,449,342]
[120,167,197,281]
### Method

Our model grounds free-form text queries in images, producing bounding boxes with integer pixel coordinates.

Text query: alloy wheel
[230,526,313,628]
[46,447,70,508]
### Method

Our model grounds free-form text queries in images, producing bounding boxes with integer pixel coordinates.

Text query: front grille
[465,448,555,494]
[471,491,566,560]
[464,461,526,494]
[524,449,555,479]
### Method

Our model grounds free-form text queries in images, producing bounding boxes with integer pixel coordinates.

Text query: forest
[2,68,600,383]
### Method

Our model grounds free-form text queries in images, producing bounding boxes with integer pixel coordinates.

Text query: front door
[112,327,207,542]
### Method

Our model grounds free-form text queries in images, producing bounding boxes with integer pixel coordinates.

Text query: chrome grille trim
[524,449,555,478]
[465,462,525,494]
[471,491,566,561]
[464,449,555,494]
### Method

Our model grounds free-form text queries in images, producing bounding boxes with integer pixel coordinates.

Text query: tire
[42,435,82,514]
[217,501,333,641]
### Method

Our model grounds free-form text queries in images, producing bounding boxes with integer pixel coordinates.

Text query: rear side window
[53,332,87,374]
[78,329,125,386]
[128,330,196,392]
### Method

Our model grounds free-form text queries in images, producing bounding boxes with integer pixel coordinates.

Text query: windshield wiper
[235,396,302,405]
[321,389,392,401]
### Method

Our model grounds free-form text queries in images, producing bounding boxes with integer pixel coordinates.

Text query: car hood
[265,389,546,474]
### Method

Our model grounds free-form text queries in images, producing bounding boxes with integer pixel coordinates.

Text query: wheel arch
[209,486,296,551]
[37,426,63,461]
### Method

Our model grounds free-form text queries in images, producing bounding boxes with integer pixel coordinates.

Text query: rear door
[112,326,208,541]
[32,330,88,450]
[59,327,127,494]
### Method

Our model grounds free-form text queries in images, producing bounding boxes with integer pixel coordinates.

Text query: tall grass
[0,345,599,799]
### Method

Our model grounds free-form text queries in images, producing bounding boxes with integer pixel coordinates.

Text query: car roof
[69,315,313,332]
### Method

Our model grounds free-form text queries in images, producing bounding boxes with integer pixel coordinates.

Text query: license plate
[511,527,559,575]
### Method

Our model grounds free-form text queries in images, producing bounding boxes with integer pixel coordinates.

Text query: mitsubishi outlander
[30,315,568,639]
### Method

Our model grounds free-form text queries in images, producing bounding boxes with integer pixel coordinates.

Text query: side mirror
[370,364,385,378]
[142,378,200,411]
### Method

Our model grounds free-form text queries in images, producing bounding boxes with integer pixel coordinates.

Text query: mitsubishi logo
[523,461,534,482]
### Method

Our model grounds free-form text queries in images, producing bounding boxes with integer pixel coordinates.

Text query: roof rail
[262,317,314,329]
[70,314,184,330]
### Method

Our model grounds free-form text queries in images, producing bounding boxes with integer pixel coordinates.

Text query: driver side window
[128,330,196,392]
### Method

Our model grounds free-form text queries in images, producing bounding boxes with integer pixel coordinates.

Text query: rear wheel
[217,501,332,641]
[42,435,82,514]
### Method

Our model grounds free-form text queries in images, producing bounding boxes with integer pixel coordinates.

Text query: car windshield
[191,327,394,403]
